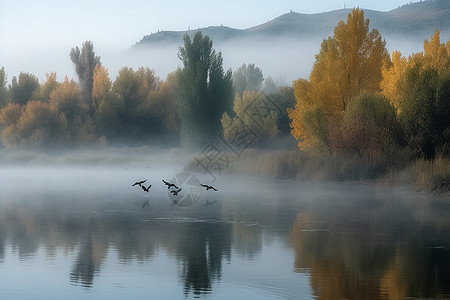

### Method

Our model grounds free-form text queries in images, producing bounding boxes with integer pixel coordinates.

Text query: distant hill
[133,0,450,48]
[128,0,450,83]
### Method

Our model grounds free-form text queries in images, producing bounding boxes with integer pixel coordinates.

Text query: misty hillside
[133,0,450,48]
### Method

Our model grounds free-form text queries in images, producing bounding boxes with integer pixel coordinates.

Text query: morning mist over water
[1,0,450,299]
[0,151,449,298]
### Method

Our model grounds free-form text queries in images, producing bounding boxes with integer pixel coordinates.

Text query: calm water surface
[0,166,449,299]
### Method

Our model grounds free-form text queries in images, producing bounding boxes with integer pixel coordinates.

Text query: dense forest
[0,8,449,191]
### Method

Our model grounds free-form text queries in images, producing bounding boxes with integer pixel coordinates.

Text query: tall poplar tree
[70,41,101,118]
[177,31,233,149]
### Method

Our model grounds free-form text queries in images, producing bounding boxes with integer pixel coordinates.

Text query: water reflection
[290,194,450,299]
[0,172,449,299]
[69,218,101,288]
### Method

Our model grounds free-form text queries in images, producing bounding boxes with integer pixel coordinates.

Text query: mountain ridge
[133,0,450,49]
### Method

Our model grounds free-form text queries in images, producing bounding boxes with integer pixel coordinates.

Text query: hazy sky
[1,0,415,82]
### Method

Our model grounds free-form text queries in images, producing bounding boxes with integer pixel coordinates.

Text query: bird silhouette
[170,188,182,195]
[141,184,151,193]
[200,184,217,191]
[163,179,178,189]
[132,179,147,187]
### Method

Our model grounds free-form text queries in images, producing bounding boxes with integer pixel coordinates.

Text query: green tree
[70,41,101,117]
[332,93,403,158]
[0,67,8,108]
[262,76,279,94]
[232,63,264,96]
[266,86,296,135]
[9,72,40,106]
[177,31,233,148]
[38,72,60,102]
[397,66,450,158]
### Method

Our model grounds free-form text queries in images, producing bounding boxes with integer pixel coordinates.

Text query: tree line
[0,8,449,161]
[0,35,292,149]
[288,8,450,160]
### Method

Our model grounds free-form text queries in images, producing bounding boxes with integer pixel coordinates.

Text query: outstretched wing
[211,187,218,191]
[162,179,169,185]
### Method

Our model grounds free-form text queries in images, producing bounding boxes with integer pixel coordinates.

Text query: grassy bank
[378,156,450,195]
[218,148,450,195]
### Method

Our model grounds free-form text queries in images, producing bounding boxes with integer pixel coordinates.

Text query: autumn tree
[38,72,60,102]
[92,65,112,103]
[70,41,101,117]
[138,72,179,139]
[288,8,390,150]
[232,63,264,96]
[221,90,278,144]
[177,31,233,149]
[0,101,67,148]
[382,30,450,112]
[9,72,40,106]
[49,76,94,144]
[381,30,450,158]
[96,66,162,143]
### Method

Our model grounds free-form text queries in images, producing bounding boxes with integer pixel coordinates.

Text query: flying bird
[141,184,152,193]
[170,188,182,196]
[132,179,147,187]
[200,184,217,191]
[163,179,178,189]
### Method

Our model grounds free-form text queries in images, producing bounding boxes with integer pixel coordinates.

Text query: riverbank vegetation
[1,8,449,194]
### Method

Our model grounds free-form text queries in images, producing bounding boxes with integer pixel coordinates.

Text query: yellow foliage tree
[50,76,86,122]
[1,101,67,148]
[381,30,450,111]
[92,65,112,110]
[288,8,390,150]
[221,90,278,143]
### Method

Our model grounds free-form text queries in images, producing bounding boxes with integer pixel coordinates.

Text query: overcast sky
[0,0,415,81]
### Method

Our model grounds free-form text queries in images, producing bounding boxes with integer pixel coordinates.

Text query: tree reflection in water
[69,219,98,288]
[0,179,449,299]
[173,222,232,297]
[290,198,450,299]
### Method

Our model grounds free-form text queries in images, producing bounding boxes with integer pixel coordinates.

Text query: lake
[0,165,449,299]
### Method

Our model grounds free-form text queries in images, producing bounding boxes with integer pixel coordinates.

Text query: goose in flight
[141,184,152,193]
[170,188,182,196]
[200,184,217,191]
[163,179,179,189]
[132,179,147,187]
